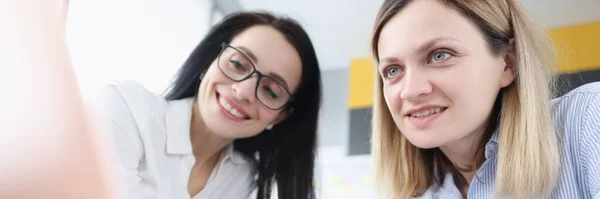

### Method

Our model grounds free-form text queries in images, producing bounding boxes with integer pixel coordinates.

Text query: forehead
[377,0,482,58]
[229,25,302,92]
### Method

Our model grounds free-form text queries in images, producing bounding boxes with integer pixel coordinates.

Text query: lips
[216,92,250,121]
[409,107,445,118]
[404,105,448,128]
[404,105,447,117]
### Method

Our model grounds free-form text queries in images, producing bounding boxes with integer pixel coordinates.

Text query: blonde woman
[370,0,600,198]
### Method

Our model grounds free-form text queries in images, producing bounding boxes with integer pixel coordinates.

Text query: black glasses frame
[217,42,294,110]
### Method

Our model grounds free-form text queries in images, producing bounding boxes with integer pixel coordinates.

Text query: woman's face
[197,25,302,139]
[377,0,516,149]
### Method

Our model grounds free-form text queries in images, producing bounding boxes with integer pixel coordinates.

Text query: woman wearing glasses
[370,0,599,198]
[94,12,321,199]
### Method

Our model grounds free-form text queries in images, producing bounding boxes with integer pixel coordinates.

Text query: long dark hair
[165,12,321,199]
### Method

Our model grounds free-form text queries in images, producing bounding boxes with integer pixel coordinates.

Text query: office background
[65,0,600,198]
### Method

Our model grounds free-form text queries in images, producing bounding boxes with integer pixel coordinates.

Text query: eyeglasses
[217,42,294,110]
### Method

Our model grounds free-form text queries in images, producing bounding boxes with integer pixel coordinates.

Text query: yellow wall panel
[348,58,376,109]
[550,21,600,73]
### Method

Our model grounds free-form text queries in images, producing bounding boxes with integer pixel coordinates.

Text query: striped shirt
[417,82,600,199]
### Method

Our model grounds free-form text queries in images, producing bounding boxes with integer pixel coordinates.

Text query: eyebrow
[378,37,459,67]
[237,46,259,64]
[417,37,459,55]
[379,57,400,67]
[267,72,289,89]
[235,46,288,88]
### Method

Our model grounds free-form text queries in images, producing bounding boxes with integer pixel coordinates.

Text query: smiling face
[196,25,302,139]
[376,0,516,149]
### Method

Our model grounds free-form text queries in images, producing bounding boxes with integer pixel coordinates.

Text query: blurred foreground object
[0,1,117,199]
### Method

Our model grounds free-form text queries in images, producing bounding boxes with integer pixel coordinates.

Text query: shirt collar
[165,97,195,154]
[433,173,462,198]
[484,127,500,160]
[164,97,247,165]
[221,144,247,165]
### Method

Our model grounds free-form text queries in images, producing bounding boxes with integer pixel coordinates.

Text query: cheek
[432,61,491,97]
[452,62,501,99]
[200,64,232,91]
[258,108,279,123]
[432,73,464,97]
[434,63,501,122]
[382,84,402,112]
[463,55,505,86]
[205,63,226,81]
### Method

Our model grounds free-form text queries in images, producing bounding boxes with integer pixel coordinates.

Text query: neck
[439,124,488,185]
[190,102,234,166]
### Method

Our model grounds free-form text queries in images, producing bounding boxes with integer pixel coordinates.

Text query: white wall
[66,0,214,99]
[318,69,349,147]
[520,0,600,28]
[316,69,378,199]
[316,146,377,199]
[239,0,383,70]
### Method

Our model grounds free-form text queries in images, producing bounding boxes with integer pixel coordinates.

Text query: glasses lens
[219,47,253,80]
[257,77,289,109]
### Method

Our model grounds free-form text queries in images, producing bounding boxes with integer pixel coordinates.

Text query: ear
[500,38,517,88]
[271,107,294,126]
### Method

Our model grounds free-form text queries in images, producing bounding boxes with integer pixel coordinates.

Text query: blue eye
[431,51,451,63]
[382,66,404,79]
[384,66,403,78]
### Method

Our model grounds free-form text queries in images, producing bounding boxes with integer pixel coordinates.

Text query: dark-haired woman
[95,12,321,199]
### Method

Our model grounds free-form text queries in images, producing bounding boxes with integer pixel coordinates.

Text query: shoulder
[90,81,169,134]
[551,82,600,125]
[552,82,600,195]
[93,81,167,117]
[553,81,600,103]
[551,82,600,160]
[103,80,167,108]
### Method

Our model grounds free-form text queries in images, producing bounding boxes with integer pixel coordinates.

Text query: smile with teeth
[410,108,444,118]
[219,97,247,119]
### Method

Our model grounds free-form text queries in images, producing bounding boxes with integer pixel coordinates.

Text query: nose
[399,68,432,101]
[231,76,258,103]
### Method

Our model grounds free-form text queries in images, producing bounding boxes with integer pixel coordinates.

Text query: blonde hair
[370,0,560,198]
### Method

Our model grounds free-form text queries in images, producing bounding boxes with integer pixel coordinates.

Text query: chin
[409,141,442,149]
[210,126,263,139]
[402,131,445,149]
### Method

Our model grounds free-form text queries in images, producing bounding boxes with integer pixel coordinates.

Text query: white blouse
[93,81,256,199]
